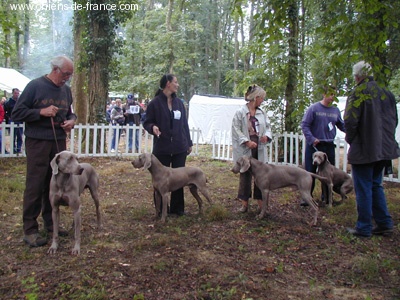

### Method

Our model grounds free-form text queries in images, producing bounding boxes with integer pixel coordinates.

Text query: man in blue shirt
[301,86,345,205]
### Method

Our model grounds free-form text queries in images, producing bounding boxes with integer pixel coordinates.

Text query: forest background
[1,0,400,134]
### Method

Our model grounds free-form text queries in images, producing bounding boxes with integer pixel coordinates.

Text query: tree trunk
[22,0,30,69]
[166,0,174,73]
[233,16,239,92]
[87,8,110,126]
[284,0,299,132]
[71,11,87,124]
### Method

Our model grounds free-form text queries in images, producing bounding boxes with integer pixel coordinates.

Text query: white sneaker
[111,149,115,153]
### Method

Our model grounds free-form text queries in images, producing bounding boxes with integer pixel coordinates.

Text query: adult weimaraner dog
[132,153,212,222]
[232,156,328,226]
[48,151,101,255]
[312,151,353,207]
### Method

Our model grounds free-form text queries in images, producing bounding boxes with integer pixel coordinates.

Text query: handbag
[116,116,125,125]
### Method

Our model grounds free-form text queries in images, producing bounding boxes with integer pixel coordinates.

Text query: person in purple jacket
[301,85,345,205]
[143,74,193,216]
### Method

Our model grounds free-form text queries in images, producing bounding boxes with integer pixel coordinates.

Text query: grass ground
[0,155,399,300]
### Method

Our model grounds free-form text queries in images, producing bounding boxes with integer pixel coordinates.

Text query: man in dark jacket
[4,88,23,153]
[12,55,77,247]
[344,61,400,238]
[124,94,141,152]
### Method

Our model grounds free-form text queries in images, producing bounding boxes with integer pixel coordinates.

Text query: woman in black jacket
[143,74,193,216]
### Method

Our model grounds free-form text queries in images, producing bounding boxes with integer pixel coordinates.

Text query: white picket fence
[210,129,400,183]
[0,122,201,158]
[1,123,399,182]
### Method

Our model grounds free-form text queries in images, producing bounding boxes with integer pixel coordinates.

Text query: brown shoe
[238,205,248,213]
[23,233,48,247]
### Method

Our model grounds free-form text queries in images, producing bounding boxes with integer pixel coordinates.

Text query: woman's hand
[153,125,161,137]
[259,136,269,144]
[246,140,257,149]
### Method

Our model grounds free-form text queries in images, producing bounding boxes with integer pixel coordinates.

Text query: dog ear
[50,153,60,175]
[239,157,250,173]
[324,153,330,163]
[143,154,152,170]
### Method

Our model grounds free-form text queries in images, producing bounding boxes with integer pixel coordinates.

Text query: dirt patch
[0,156,399,300]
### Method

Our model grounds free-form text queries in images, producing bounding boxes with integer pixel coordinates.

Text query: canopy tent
[0,67,31,94]
[188,94,246,144]
[189,94,400,145]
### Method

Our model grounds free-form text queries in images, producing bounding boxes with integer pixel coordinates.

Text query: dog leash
[51,117,60,153]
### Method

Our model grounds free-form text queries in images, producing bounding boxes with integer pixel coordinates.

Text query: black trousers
[154,152,187,214]
[23,137,66,235]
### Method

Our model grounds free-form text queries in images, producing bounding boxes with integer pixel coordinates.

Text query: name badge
[328,122,334,131]
[173,110,181,120]
[129,105,140,114]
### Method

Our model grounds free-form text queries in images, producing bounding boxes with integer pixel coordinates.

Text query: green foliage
[206,203,229,221]
[2,0,400,129]
[21,276,39,300]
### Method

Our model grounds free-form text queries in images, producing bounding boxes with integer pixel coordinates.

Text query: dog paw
[47,246,58,255]
[71,247,80,255]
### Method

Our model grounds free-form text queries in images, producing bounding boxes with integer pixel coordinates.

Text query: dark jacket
[344,76,400,164]
[144,92,192,155]
[11,76,76,141]
[4,97,21,124]
[124,100,141,126]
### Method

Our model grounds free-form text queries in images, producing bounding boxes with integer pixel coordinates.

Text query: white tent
[188,94,246,144]
[0,67,31,93]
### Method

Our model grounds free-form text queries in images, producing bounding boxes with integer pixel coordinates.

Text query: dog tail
[309,173,329,184]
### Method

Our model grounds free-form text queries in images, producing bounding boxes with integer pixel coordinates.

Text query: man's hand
[40,105,59,117]
[61,119,75,133]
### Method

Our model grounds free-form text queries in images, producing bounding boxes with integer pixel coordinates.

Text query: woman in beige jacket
[231,85,272,213]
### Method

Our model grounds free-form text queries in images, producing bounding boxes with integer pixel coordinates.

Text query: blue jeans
[351,161,393,236]
[111,127,122,150]
[127,122,139,152]
[11,125,23,152]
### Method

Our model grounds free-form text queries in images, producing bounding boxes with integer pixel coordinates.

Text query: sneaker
[111,149,115,153]
[23,233,48,247]
[372,226,393,236]
[346,227,371,238]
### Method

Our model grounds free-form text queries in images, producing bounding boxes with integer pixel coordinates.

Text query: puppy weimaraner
[48,151,101,255]
[232,156,328,226]
[312,151,353,207]
[132,153,212,222]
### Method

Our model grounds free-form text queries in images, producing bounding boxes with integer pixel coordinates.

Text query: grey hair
[50,55,72,70]
[352,61,372,78]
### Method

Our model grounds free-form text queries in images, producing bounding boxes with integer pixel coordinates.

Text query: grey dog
[48,151,101,255]
[232,156,329,226]
[312,151,353,207]
[132,153,212,222]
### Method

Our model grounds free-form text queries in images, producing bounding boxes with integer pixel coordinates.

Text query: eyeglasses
[58,67,73,77]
